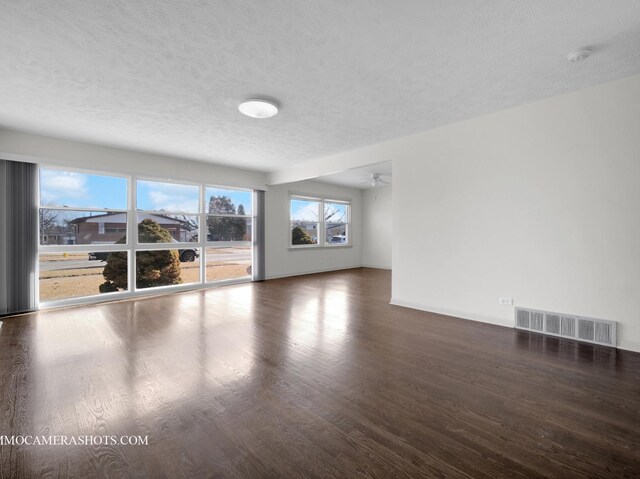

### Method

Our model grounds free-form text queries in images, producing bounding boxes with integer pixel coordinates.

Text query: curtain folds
[0,159,38,315]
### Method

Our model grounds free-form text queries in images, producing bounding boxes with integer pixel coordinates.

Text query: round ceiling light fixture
[238,99,279,119]
[567,49,591,63]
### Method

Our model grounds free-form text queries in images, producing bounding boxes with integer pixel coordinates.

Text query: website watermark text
[0,435,149,446]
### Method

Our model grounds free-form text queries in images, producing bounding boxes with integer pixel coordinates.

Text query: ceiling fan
[360,173,390,188]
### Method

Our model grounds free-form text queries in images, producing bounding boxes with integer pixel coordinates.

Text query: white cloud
[147,187,199,213]
[291,202,320,222]
[40,170,89,206]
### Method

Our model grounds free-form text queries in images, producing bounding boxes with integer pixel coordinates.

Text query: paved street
[40,248,251,271]
[39,259,101,272]
[206,248,251,264]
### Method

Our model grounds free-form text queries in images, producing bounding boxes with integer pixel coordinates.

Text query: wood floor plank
[1,268,639,478]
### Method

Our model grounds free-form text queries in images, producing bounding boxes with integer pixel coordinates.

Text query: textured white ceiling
[1,1,640,172]
[316,161,392,190]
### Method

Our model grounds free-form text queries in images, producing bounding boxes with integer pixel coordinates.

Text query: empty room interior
[1,1,640,478]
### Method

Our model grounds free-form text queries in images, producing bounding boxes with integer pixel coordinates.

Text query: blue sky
[40,169,252,215]
[290,199,319,222]
[290,200,347,222]
[40,168,127,209]
[137,180,199,212]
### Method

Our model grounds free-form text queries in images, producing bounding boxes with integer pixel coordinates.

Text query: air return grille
[515,307,616,347]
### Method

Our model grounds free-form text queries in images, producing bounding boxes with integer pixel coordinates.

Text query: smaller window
[289,195,351,247]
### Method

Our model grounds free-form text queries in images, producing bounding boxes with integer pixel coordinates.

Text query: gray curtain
[0,160,38,315]
[253,190,266,281]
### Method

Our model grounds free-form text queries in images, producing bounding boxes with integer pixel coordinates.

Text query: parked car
[89,247,199,262]
[329,235,347,244]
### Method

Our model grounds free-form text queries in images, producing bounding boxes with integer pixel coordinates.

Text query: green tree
[207,196,244,240]
[99,219,182,293]
[99,239,128,293]
[209,195,236,215]
[291,226,315,245]
[234,204,247,239]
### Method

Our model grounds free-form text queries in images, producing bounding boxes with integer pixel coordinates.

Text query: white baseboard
[361,264,391,270]
[266,265,361,280]
[617,339,640,353]
[390,297,640,353]
[389,297,514,329]
[267,264,390,280]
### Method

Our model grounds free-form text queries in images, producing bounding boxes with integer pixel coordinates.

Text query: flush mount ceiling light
[238,99,279,119]
[567,48,591,63]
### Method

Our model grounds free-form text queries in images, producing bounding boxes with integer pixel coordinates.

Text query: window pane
[137,215,199,243]
[135,248,200,289]
[40,210,127,245]
[206,247,251,282]
[136,180,200,213]
[290,198,320,245]
[206,187,252,215]
[324,202,348,223]
[39,251,128,301]
[40,168,127,210]
[291,223,318,245]
[326,223,348,244]
[206,216,251,242]
[290,198,320,222]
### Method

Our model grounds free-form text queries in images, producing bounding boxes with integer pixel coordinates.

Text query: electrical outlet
[499,297,513,305]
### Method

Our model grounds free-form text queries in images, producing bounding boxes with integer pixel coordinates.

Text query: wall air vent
[515,307,616,347]
[516,309,530,329]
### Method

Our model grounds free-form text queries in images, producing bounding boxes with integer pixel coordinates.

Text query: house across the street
[42,212,196,245]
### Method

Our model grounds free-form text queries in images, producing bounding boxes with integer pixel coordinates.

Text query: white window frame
[37,166,255,309]
[133,176,204,288]
[289,193,351,249]
[204,184,253,284]
[37,166,131,307]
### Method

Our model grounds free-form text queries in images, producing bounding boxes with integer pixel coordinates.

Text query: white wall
[303,74,640,352]
[362,185,392,269]
[265,180,363,278]
[0,129,365,281]
[396,75,640,352]
[0,129,267,189]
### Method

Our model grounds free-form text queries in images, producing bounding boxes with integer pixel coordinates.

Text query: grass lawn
[40,262,250,302]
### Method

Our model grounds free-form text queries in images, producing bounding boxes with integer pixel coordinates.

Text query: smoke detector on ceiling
[567,49,591,63]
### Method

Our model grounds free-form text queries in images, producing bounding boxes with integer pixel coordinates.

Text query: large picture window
[38,167,254,306]
[290,195,351,247]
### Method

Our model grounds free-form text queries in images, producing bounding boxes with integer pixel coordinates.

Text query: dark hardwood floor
[1,268,639,478]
